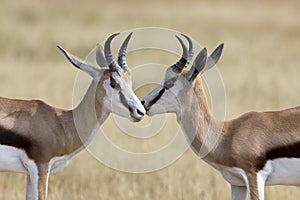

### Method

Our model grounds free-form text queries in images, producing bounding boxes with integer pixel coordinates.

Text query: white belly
[266,158,300,185]
[216,158,300,186]
[0,145,28,173]
[0,144,82,176]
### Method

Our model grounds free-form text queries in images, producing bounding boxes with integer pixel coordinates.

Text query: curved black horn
[104,33,121,72]
[181,34,194,64]
[118,32,133,69]
[170,36,188,73]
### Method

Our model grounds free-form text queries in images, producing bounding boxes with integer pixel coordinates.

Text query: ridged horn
[170,36,188,73]
[118,32,133,69]
[181,34,194,64]
[104,33,121,72]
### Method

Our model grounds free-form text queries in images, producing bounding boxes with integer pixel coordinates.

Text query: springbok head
[58,33,145,122]
[142,34,223,117]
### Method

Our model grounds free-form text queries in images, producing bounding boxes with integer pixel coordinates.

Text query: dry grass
[0,0,300,199]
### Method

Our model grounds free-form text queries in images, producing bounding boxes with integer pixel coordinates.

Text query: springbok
[142,34,300,200]
[0,32,145,200]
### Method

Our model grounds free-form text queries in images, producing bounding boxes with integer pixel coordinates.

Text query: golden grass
[0,0,300,199]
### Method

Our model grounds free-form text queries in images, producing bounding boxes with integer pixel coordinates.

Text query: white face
[103,70,145,122]
[58,32,147,123]
[142,42,224,119]
[142,69,189,116]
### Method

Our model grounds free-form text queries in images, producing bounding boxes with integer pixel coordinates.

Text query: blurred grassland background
[0,0,300,199]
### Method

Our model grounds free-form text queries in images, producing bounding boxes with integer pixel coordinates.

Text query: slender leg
[246,173,266,200]
[25,161,39,200]
[256,173,266,200]
[231,185,247,200]
[26,175,34,200]
[37,173,49,200]
[25,161,49,200]
[37,164,50,200]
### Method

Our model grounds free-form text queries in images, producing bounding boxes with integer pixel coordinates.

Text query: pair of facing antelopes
[0,32,299,200]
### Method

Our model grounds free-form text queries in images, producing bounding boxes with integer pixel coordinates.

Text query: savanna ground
[0,0,300,199]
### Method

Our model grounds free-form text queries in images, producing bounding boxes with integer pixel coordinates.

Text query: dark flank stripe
[257,142,300,170]
[0,127,31,152]
[266,142,300,160]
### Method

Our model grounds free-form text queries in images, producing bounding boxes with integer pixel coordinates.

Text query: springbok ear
[57,45,100,80]
[96,44,108,68]
[186,48,207,82]
[201,43,224,74]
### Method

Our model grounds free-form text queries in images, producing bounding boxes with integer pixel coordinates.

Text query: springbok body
[0,33,145,200]
[142,35,300,200]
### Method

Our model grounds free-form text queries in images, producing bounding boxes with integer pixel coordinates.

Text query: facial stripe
[147,88,166,109]
[119,91,133,113]
[110,74,135,115]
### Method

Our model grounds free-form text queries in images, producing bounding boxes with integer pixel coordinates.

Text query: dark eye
[110,75,121,90]
[164,82,174,89]
[164,79,175,89]
[110,82,121,90]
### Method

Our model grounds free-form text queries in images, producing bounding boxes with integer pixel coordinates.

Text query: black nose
[141,100,145,105]
[137,109,144,116]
